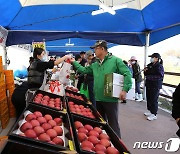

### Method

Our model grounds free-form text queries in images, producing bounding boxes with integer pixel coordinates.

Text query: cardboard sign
[0,26,8,46]
[32,41,46,50]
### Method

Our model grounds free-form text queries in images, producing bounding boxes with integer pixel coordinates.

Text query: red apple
[37,117,47,124]
[88,130,99,137]
[106,147,119,154]
[52,137,64,146]
[81,140,94,150]
[53,126,63,136]
[41,123,52,131]
[44,114,53,121]
[30,119,40,127]
[95,144,106,153]
[99,139,111,148]
[78,127,88,134]
[84,125,93,132]
[25,129,37,138]
[54,118,62,126]
[48,120,57,127]
[94,127,102,134]
[78,133,87,142]
[25,114,36,122]
[99,133,110,140]
[33,111,43,118]
[43,95,50,100]
[38,133,51,142]
[88,135,99,145]
[20,122,32,132]
[74,121,83,129]
[34,126,45,136]
[37,93,43,97]
[46,129,57,139]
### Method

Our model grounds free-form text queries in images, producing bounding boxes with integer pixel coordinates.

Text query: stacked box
[4,70,16,117]
[0,56,3,72]
[0,107,9,129]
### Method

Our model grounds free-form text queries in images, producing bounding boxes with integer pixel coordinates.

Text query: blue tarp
[0,0,180,49]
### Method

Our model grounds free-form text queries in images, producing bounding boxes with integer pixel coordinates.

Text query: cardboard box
[104,73,135,100]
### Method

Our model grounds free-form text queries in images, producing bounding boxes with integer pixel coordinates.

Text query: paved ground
[119,100,179,154]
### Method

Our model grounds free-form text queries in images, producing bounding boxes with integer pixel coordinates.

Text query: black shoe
[121,100,127,103]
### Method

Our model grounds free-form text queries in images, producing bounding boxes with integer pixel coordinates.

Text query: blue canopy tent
[0,0,179,48]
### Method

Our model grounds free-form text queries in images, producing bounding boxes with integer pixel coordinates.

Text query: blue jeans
[135,81,141,94]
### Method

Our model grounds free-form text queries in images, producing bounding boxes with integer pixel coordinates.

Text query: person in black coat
[129,56,143,101]
[144,53,164,121]
[172,83,180,137]
[28,48,71,89]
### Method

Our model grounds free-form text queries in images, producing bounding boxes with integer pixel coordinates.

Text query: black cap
[90,40,107,49]
[148,53,161,59]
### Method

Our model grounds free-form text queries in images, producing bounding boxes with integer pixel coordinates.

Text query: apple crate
[65,89,88,103]
[66,97,104,122]
[29,90,66,112]
[8,103,77,153]
[71,114,130,154]
[1,139,64,154]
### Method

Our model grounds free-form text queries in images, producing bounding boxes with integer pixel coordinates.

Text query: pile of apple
[74,121,119,154]
[18,111,64,146]
[66,86,79,93]
[33,93,62,110]
[66,92,84,101]
[68,101,95,119]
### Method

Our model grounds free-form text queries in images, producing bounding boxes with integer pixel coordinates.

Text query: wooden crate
[0,98,8,115]
[0,108,9,129]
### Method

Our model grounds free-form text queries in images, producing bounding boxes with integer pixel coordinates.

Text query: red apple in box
[88,130,99,137]
[48,104,55,108]
[94,127,102,134]
[37,93,43,97]
[30,119,40,128]
[34,98,42,103]
[42,123,52,131]
[25,114,36,122]
[34,126,45,136]
[48,120,57,127]
[75,121,83,129]
[20,122,33,132]
[99,139,111,148]
[48,101,55,105]
[95,144,106,153]
[53,126,63,136]
[44,114,53,121]
[88,135,99,145]
[33,111,43,118]
[69,94,74,98]
[25,129,37,139]
[84,124,93,132]
[55,98,61,103]
[55,103,60,107]
[52,137,64,146]
[106,147,119,154]
[37,117,47,125]
[41,100,48,105]
[78,133,87,142]
[43,95,50,101]
[54,118,62,126]
[38,133,51,142]
[55,106,61,110]
[68,101,74,105]
[49,98,54,102]
[78,127,88,134]
[81,140,94,150]
[99,133,110,140]
[46,129,57,139]
[74,104,79,108]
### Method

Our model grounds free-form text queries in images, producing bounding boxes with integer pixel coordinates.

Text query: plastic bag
[80,83,89,99]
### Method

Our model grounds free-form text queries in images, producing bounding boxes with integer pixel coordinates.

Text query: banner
[0,26,8,46]
[32,41,46,50]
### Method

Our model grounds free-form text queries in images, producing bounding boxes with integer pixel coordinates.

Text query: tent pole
[3,46,8,70]
[143,32,150,100]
